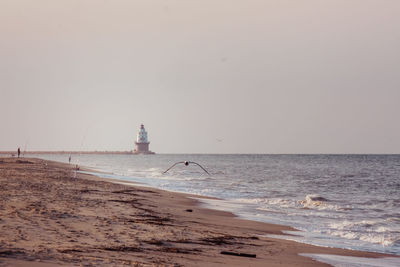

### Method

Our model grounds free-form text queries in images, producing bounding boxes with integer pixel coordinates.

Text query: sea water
[32,154,400,256]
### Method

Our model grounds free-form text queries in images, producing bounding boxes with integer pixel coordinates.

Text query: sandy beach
[0,157,395,266]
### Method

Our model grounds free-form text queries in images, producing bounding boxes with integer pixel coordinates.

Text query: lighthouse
[133,124,155,154]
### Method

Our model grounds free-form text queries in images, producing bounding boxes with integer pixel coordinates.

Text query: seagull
[163,161,210,175]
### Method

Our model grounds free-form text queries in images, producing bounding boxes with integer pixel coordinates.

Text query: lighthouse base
[133,142,155,154]
[132,150,155,155]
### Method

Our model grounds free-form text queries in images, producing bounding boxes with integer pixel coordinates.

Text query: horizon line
[0,151,399,155]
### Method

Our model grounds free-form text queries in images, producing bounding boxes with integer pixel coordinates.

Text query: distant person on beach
[69,155,71,164]
[17,148,20,158]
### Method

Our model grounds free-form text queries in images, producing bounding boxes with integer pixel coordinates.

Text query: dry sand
[0,157,394,266]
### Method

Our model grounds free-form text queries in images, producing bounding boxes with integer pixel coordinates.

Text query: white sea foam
[232,198,268,204]
[359,234,397,247]
[301,254,400,267]
[329,220,378,230]
[297,194,347,211]
[233,197,297,210]
[376,226,390,233]
[326,230,396,247]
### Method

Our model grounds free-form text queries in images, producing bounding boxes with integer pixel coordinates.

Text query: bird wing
[190,161,210,175]
[163,161,185,174]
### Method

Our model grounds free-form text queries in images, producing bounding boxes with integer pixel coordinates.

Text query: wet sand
[0,157,393,266]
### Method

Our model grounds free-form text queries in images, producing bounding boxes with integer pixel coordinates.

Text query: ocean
[31,154,400,256]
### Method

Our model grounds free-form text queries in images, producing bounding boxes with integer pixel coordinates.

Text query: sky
[1,0,399,154]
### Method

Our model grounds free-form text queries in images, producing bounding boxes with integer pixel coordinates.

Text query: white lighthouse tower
[133,124,155,154]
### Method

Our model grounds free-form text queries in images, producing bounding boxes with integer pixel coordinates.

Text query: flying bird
[163,161,210,175]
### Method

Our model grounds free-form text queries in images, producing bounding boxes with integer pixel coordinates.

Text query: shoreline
[0,157,398,266]
[0,151,135,155]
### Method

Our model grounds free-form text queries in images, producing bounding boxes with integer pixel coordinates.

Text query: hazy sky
[1,0,399,153]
